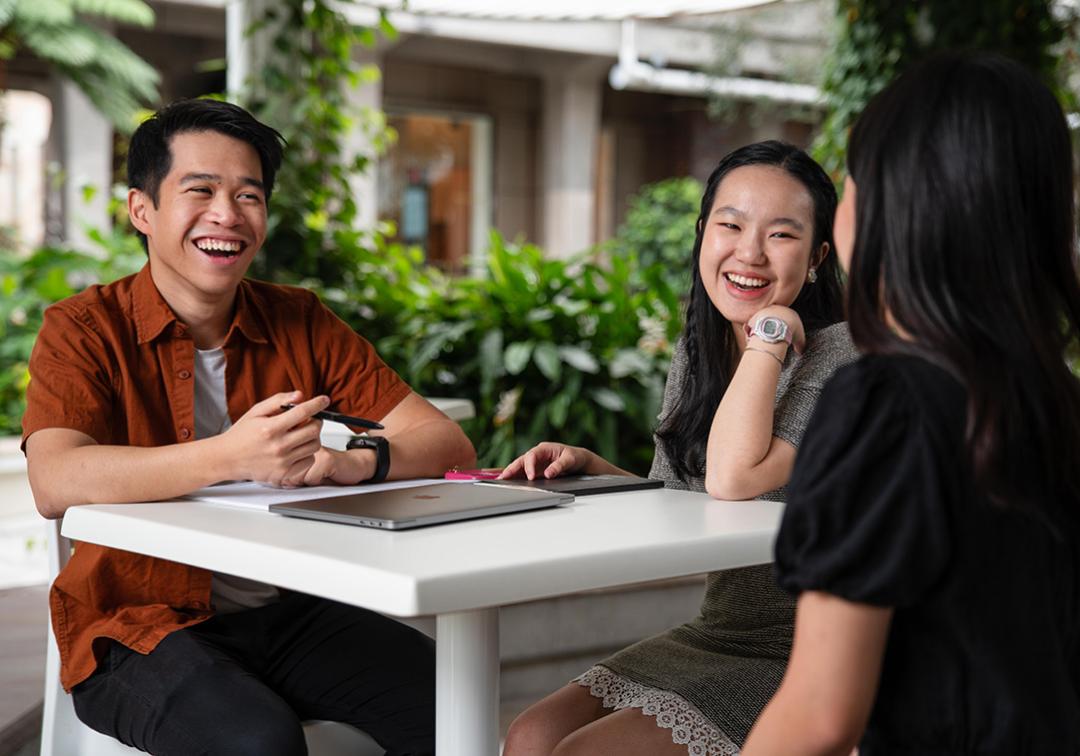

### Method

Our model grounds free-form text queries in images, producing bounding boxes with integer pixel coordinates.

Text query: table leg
[436,607,500,756]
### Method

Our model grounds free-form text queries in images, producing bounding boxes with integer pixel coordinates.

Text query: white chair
[41,519,385,755]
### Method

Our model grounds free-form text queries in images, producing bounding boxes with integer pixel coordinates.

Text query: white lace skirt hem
[573,665,740,756]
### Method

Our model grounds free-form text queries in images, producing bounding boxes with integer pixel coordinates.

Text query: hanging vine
[242,0,397,283]
[813,0,1074,180]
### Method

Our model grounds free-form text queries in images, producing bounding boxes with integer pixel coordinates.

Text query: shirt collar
[132,264,269,346]
[132,264,178,344]
[226,279,269,345]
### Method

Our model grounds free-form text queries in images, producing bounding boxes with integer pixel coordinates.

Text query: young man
[22,99,475,755]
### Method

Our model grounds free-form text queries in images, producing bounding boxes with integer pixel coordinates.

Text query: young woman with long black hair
[501,141,858,755]
[744,52,1080,755]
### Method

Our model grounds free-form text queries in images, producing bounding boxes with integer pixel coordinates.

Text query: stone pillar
[56,81,111,253]
[343,46,384,232]
[226,0,277,103]
[539,61,605,258]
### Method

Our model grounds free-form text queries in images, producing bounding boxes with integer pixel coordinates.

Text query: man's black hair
[127,99,285,250]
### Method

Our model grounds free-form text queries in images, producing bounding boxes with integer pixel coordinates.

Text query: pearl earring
[807,267,818,284]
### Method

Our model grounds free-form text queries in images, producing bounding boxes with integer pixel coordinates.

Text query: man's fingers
[279,420,324,455]
[302,460,329,487]
[281,456,316,488]
[285,437,323,466]
[246,390,304,418]
[274,395,330,429]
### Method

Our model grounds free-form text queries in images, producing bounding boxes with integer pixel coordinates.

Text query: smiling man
[21,99,475,756]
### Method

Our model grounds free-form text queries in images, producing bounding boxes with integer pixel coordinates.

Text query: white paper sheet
[183,478,468,511]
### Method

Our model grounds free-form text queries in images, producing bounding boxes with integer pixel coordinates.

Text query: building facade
[5,0,830,262]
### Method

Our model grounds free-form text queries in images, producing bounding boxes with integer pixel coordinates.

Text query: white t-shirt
[195,347,280,614]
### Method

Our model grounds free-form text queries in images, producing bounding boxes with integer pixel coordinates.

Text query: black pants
[72,592,435,756]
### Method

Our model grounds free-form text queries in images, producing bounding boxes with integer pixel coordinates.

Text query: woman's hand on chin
[747,305,806,354]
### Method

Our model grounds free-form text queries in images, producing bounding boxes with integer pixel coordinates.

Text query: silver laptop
[269,482,573,530]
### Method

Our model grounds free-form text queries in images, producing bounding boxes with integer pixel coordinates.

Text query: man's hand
[301,446,377,487]
[217,391,328,487]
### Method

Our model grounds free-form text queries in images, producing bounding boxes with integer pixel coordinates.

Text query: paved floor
[0,585,47,756]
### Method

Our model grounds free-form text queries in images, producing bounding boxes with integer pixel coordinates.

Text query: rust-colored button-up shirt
[22,265,411,691]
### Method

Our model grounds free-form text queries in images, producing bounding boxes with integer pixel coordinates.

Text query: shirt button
[179,428,191,440]
[178,369,191,379]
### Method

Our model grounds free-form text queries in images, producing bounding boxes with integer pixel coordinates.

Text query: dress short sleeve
[775,357,954,607]
[649,339,692,488]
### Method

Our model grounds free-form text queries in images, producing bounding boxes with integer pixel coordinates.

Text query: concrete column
[226,0,278,104]
[57,81,111,253]
[343,46,384,232]
[540,61,605,257]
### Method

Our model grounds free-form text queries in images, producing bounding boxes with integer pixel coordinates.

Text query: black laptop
[480,474,663,496]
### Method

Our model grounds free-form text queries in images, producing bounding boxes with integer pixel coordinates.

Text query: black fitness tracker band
[345,435,391,483]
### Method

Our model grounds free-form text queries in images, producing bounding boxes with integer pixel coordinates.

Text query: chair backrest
[41,517,140,755]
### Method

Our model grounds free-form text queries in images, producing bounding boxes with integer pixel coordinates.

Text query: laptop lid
[479,474,664,496]
[269,482,572,530]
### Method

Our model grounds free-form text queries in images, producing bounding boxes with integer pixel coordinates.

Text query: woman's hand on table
[498,442,641,480]
[499,443,597,480]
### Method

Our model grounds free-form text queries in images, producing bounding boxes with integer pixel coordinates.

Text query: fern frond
[19,23,97,66]
[0,0,19,28]
[59,65,144,128]
[69,0,153,28]
[78,25,159,95]
[12,0,73,27]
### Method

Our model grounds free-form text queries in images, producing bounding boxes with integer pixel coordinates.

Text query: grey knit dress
[574,323,858,755]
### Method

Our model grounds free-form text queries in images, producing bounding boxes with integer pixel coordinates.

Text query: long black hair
[846,51,1080,513]
[657,141,844,482]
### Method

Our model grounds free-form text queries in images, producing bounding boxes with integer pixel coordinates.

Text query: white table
[61,488,783,755]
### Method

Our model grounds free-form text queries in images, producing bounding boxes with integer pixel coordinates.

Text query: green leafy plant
[312,233,682,472]
[243,0,394,285]
[0,228,143,435]
[608,177,702,297]
[814,0,1072,180]
[232,1,686,470]
[0,0,160,130]
[0,1,691,474]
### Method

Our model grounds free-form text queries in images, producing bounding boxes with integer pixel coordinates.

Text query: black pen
[280,404,384,430]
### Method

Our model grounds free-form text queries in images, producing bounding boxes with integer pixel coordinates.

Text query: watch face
[760,318,783,339]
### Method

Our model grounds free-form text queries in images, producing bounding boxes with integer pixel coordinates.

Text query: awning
[354,0,781,21]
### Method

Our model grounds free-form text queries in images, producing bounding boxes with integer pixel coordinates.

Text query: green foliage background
[0,214,684,474]
[813,0,1072,179]
[230,0,688,471]
[0,221,144,434]
[6,0,1079,469]
[608,177,702,298]
[309,235,682,471]
[0,0,160,129]
[0,0,692,474]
